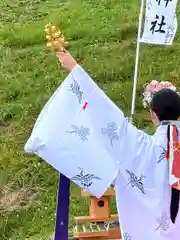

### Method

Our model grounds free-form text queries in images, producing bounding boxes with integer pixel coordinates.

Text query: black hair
[150,88,180,121]
[151,88,180,223]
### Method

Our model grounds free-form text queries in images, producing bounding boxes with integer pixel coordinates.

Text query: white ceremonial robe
[25,65,180,240]
[115,125,180,240]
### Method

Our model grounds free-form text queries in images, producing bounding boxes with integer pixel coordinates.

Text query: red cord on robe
[167,126,180,190]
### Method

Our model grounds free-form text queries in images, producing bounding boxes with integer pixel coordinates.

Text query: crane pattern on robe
[157,141,180,164]
[67,125,90,141]
[126,170,146,194]
[157,146,166,164]
[123,232,132,240]
[70,79,83,103]
[71,167,101,188]
[155,212,170,231]
[101,122,120,147]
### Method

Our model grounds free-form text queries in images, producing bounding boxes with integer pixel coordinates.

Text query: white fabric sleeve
[71,65,153,156]
[25,64,152,198]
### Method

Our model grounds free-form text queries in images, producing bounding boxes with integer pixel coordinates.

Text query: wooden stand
[73,187,121,240]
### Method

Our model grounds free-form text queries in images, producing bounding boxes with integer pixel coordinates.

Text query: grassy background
[0,0,180,239]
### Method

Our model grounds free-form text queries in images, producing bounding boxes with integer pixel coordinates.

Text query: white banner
[140,0,178,45]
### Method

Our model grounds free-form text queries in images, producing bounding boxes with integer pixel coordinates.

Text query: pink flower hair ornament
[143,80,177,108]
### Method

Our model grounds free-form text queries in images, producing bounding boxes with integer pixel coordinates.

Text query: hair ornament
[143,80,177,108]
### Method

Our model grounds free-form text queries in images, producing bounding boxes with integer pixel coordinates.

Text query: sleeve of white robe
[70,65,154,186]
[25,64,154,198]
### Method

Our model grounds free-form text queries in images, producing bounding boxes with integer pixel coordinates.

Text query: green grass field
[1,0,180,239]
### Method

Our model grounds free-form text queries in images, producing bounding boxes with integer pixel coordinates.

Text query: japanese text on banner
[140,0,178,45]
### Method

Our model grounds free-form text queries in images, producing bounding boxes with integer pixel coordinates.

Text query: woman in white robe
[57,51,180,240]
[25,50,180,240]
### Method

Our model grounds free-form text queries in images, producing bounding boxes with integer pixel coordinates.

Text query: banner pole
[130,0,145,123]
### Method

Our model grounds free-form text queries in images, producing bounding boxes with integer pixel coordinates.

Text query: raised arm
[57,51,154,168]
[56,50,77,72]
[25,50,155,198]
